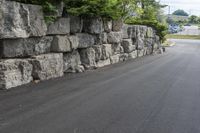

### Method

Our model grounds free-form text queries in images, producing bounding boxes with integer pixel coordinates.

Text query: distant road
[177,26,200,35]
[1,39,200,133]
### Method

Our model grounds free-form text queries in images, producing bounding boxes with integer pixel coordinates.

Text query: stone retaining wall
[0,0,163,89]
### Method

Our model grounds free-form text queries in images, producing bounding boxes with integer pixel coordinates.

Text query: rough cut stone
[153,35,161,50]
[69,35,79,50]
[79,48,96,69]
[128,25,146,39]
[77,33,95,48]
[140,26,148,36]
[83,17,103,34]
[103,20,112,33]
[137,49,145,57]
[63,51,84,73]
[122,24,132,39]
[98,32,108,44]
[121,39,136,53]
[107,32,122,44]
[128,51,137,59]
[119,53,129,62]
[145,38,154,47]
[0,59,33,90]
[29,53,63,80]
[146,27,154,38]
[134,36,145,50]
[0,36,53,58]
[70,16,83,34]
[112,19,123,32]
[110,54,120,64]
[93,45,103,62]
[112,43,124,55]
[51,35,71,52]
[102,44,112,60]
[96,59,111,68]
[145,47,153,55]
[0,1,47,39]
[47,18,70,35]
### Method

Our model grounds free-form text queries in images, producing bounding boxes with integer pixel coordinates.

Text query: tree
[189,15,198,24]
[172,9,189,16]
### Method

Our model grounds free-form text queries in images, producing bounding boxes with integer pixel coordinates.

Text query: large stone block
[122,24,132,39]
[70,16,83,34]
[139,26,148,36]
[0,59,33,90]
[77,33,95,48]
[112,19,123,32]
[102,44,112,60]
[51,35,71,52]
[110,54,120,64]
[69,35,79,50]
[128,51,137,59]
[103,20,112,33]
[119,53,129,62]
[145,38,154,47]
[93,45,103,62]
[83,17,103,34]
[47,18,70,35]
[95,32,108,45]
[128,25,148,39]
[107,32,122,44]
[146,27,154,38]
[112,43,124,55]
[153,35,161,50]
[29,53,63,80]
[0,1,47,39]
[96,59,111,68]
[134,36,145,50]
[79,48,96,69]
[0,36,53,58]
[63,51,84,73]
[137,49,146,57]
[121,39,136,53]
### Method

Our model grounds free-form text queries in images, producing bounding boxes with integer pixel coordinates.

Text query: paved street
[1,39,200,133]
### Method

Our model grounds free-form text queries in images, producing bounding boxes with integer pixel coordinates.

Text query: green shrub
[125,18,168,42]
[64,0,124,20]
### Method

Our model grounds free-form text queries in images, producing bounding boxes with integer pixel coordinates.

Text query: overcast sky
[159,0,200,16]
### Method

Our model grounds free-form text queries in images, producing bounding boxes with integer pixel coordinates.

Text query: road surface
[1,39,200,133]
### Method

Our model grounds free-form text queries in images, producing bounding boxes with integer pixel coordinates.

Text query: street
[1,39,200,133]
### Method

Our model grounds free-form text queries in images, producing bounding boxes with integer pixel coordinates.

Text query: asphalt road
[1,39,200,133]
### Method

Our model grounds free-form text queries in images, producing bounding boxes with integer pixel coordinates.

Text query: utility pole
[168,5,171,15]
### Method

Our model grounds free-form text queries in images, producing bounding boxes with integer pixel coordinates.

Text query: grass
[166,34,200,40]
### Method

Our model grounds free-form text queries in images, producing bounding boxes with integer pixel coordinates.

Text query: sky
[159,0,200,16]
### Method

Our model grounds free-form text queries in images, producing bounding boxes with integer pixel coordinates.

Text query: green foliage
[189,15,199,24]
[124,0,167,42]
[125,18,168,42]
[172,9,189,16]
[64,0,124,20]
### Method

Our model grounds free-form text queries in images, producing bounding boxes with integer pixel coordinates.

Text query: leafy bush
[64,0,124,20]
[125,18,168,42]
